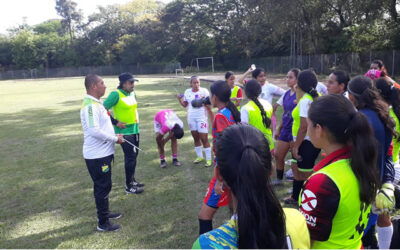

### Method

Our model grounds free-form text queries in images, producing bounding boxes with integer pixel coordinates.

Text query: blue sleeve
[360,110,394,183]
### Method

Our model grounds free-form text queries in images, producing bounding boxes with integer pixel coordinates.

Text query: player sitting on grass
[154,109,184,168]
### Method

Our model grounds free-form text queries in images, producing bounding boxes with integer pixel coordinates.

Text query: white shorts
[394,162,400,188]
[188,116,208,133]
[154,120,162,134]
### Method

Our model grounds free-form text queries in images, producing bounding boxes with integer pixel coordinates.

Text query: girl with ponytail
[375,78,400,165]
[348,76,395,249]
[284,70,320,205]
[241,79,274,152]
[193,124,310,249]
[301,94,380,248]
[197,80,240,236]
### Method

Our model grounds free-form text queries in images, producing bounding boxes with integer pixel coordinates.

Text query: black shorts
[294,140,321,172]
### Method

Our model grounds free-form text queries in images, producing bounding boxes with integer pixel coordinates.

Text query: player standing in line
[370,59,400,89]
[273,69,299,185]
[225,71,243,110]
[300,94,380,248]
[193,125,310,249]
[347,76,396,249]
[154,109,185,168]
[241,79,274,154]
[284,70,320,205]
[177,76,213,167]
[238,67,285,136]
[197,80,241,235]
[326,70,350,96]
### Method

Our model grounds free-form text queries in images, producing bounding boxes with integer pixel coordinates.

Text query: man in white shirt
[80,74,125,232]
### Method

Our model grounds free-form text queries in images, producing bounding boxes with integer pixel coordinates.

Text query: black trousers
[85,154,113,225]
[121,134,139,188]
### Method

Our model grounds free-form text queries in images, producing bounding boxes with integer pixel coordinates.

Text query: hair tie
[243,145,255,151]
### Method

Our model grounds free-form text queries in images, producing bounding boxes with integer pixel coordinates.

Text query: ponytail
[226,100,241,123]
[375,78,400,141]
[216,124,286,248]
[308,95,380,204]
[250,96,271,128]
[211,80,241,123]
[349,76,396,136]
[245,79,271,128]
[297,70,319,99]
[345,112,380,203]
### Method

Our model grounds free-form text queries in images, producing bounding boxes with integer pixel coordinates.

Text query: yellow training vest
[112,89,139,125]
[303,159,370,249]
[230,86,241,110]
[292,93,313,137]
[390,108,400,163]
[243,99,274,150]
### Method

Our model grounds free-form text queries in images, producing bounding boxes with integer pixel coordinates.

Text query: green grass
[0,76,293,248]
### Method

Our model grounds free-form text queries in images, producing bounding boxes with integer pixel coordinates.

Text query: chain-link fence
[1,50,399,80]
[226,50,400,77]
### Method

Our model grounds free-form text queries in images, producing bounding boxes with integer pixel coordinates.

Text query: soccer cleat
[204,160,212,167]
[132,179,144,187]
[125,186,144,194]
[271,179,284,186]
[160,161,167,168]
[97,221,121,232]
[193,157,204,164]
[173,159,182,166]
[106,212,122,220]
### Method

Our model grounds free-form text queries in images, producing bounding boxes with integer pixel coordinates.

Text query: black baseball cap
[119,72,138,84]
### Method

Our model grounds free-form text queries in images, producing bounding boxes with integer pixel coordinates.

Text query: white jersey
[81,94,117,159]
[260,82,285,104]
[184,87,209,119]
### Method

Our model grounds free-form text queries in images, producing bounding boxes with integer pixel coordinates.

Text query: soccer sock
[276,169,284,180]
[292,180,304,201]
[160,154,165,163]
[377,225,393,249]
[195,146,203,158]
[199,219,213,235]
[172,154,178,161]
[204,147,212,161]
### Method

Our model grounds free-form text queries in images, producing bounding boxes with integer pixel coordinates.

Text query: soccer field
[0,76,292,248]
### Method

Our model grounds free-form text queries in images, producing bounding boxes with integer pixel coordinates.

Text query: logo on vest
[301,189,317,212]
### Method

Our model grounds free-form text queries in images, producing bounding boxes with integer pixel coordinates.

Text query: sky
[0,0,171,35]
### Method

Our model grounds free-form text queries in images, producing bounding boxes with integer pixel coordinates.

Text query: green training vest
[112,89,139,125]
[390,108,400,163]
[244,100,274,150]
[305,159,370,249]
[291,93,313,137]
[230,86,241,110]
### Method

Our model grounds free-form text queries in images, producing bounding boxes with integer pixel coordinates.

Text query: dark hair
[216,124,286,248]
[297,70,319,99]
[84,74,100,90]
[308,95,380,204]
[172,124,184,139]
[252,68,265,79]
[210,80,241,123]
[332,70,350,91]
[289,68,300,78]
[190,75,199,83]
[245,80,271,128]
[348,76,396,136]
[225,71,234,80]
[375,78,400,140]
[372,59,389,75]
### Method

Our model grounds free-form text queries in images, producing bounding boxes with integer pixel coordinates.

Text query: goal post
[195,57,214,72]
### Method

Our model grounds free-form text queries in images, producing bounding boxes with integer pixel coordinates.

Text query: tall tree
[55,0,82,43]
